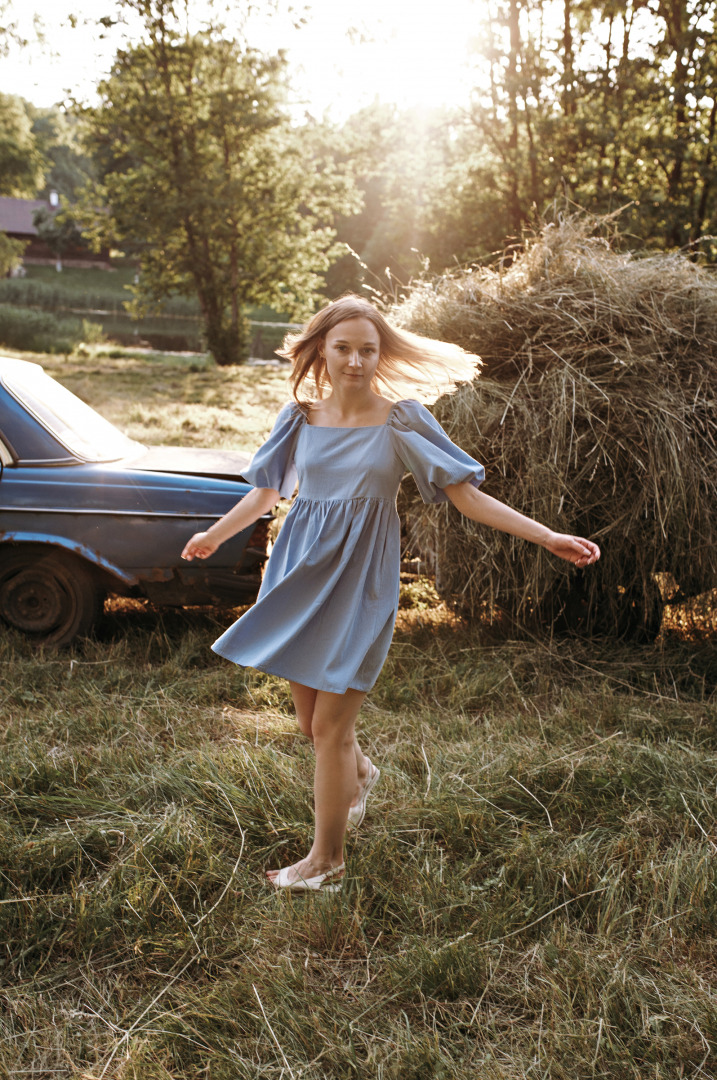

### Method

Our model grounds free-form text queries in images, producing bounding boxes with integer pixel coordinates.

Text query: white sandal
[271,862,345,892]
[347,758,380,829]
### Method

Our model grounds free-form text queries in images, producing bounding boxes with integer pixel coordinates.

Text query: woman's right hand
[181,531,219,561]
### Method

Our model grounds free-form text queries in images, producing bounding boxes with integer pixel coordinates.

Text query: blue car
[0,357,272,645]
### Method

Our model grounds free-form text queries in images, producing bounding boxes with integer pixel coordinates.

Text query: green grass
[13,264,294,324]
[29,350,292,451]
[25,259,138,299]
[0,304,104,354]
[0,358,715,1078]
[1,265,294,357]
[1,615,715,1079]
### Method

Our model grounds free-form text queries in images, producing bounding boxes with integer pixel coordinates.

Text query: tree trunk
[693,94,717,244]
[610,4,635,197]
[506,0,523,232]
[202,309,247,367]
[561,0,576,118]
[662,0,690,245]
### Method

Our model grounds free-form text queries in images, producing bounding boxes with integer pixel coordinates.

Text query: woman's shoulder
[388,398,438,428]
[274,400,308,425]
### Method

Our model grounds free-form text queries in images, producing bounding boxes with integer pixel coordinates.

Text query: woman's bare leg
[267,685,367,884]
[290,681,318,739]
[288,681,369,806]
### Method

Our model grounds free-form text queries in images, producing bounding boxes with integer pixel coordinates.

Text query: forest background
[1,0,716,364]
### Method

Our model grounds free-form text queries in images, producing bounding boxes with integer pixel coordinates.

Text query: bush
[392,213,717,640]
[0,278,87,311]
[0,303,104,354]
[0,274,202,318]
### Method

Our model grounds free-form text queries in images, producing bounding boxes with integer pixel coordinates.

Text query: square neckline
[304,401,399,430]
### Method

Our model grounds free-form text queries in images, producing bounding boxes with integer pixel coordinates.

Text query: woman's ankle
[303,852,344,874]
[355,752,369,780]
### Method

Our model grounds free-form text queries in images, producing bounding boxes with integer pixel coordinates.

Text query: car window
[2,364,141,462]
[0,435,12,466]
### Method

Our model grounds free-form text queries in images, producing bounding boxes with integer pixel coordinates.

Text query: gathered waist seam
[294,494,394,505]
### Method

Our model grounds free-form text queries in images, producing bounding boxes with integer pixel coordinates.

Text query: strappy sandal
[347,758,380,829]
[270,862,345,892]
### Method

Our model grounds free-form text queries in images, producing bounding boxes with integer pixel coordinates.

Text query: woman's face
[322,317,381,390]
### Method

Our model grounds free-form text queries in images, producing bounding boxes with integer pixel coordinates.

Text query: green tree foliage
[344,1,717,277]
[0,13,39,276]
[32,205,86,269]
[27,104,96,201]
[0,231,25,276]
[326,105,467,296]
[82,0,355,365]
[0,0,29,55]
[0,92,44,196]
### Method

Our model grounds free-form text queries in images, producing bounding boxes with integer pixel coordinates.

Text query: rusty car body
[0,357,271,645]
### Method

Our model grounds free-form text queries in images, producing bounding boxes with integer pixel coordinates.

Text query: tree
[0,231,25,276]
[412,0,717,268]
[0,92,44,196]
[325,104,467,297]
[27,104,97,201]
[0,7,42,273]
[33,204,86,271]
[82,0,355,365]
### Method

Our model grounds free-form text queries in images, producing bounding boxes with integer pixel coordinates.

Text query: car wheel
[0,550,102,646]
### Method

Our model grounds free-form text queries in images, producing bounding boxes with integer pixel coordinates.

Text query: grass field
[0,265,293,357]
[1,354,716,1079]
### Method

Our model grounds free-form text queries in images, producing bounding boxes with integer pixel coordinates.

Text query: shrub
[0,303,103,354]
[0,275,201,318]
[0,278,80,311]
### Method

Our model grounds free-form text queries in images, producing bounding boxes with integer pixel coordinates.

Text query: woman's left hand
[542,532,601,566]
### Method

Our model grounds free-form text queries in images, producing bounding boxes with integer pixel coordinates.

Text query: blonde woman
[181,294,600,892]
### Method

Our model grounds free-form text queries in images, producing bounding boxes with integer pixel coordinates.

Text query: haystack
[391,213,717,639]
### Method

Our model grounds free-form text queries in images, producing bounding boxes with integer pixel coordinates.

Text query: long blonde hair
[278,294,481,407]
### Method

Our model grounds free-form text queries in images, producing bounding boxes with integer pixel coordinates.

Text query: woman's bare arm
[444,483,600,567]
[181,486,280,561]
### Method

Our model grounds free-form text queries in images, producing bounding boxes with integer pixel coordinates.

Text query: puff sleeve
[389,399,484,504]
[242,402,303,499]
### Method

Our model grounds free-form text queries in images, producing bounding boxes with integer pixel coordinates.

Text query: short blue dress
[212,399,484,694]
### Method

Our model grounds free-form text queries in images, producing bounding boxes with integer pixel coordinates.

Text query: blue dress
[212,399,484,694]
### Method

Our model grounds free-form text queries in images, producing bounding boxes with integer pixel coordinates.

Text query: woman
[181,294,600,893]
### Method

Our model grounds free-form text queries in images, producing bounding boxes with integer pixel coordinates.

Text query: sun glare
[268,0,479,117]
[0,0,480,117]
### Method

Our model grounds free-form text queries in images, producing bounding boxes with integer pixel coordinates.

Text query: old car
[0,356,272,645]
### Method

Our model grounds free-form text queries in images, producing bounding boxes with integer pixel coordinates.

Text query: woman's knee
[312,714,356,752]
[296,713,314,740]
[290,681,317,740]
[300,688,364,750]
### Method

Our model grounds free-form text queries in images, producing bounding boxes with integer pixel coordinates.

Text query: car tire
[0,548,102,646]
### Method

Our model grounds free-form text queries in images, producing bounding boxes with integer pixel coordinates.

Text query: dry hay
[391,213,717,639]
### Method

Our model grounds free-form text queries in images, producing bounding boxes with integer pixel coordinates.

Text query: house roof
[0,196,51,236]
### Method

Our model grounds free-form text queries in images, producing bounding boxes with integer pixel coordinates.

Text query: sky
[0,0,481,119]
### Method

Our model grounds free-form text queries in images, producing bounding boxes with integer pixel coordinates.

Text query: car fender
[0,531,139,586]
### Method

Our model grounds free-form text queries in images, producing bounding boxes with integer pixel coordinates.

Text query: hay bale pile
[391,213,717,639]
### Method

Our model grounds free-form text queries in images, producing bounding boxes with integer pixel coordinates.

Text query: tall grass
[1,355,715,1078]
[1,266,293,327]
[0,303,104,354]
[1,608,715,1078]
[2,265,199,316]
[0,266,294,357]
